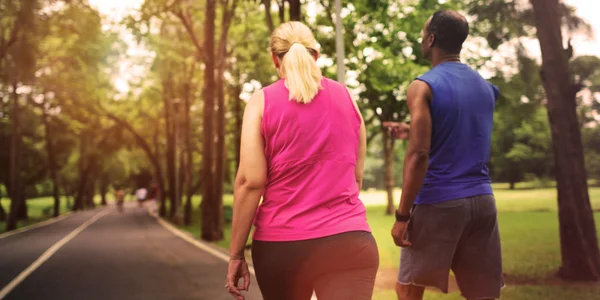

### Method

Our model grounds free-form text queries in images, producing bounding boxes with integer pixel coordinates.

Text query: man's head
[421,10,469,61]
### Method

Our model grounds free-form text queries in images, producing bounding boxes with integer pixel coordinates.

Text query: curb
[147,206,256,275]
[148,206,319,300]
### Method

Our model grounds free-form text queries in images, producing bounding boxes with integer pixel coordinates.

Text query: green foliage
[314,0,457,138]
[583,126,600,182]
[489,50,553,186]
[506,108,553,177]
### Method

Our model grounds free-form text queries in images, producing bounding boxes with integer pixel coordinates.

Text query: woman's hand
[225,258,251,300]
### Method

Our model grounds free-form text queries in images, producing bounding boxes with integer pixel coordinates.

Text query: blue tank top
[415,62,499,205]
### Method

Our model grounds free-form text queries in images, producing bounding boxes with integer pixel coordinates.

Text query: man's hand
[391,221,412,248]
[383,122,410,140]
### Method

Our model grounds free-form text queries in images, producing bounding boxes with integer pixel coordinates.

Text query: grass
[178,194,236,249]
[373,285,600,300]
[368,206,600,299]
[364,184,600,213]
[368,186,600,299]
[173,186,600,299]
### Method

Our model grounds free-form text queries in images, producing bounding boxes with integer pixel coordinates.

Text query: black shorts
[397,195,504,299]
[252,231,379,300]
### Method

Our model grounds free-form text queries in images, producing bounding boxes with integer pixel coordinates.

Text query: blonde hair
[270,22,323,104]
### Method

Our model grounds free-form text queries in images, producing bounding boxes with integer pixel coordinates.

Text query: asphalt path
[0,205,262,300]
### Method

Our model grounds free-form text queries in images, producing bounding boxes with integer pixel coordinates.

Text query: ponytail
[270,21,323,104]
[281,43,322,104]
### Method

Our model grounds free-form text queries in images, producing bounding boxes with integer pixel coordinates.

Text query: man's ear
[429,34,436,48]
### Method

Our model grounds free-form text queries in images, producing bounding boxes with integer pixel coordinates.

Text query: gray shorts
[398,194,504,299]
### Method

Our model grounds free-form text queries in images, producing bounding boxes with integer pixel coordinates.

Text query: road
[0,205,262,300]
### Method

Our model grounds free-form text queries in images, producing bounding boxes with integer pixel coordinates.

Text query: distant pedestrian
[226,21,378,300]
[135,187,147,208]
[114,186,125,213]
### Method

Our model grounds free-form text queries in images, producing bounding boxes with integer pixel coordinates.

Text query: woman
[226,22,378,300]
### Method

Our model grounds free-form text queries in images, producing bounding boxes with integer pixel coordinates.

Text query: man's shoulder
[415,68,442,91]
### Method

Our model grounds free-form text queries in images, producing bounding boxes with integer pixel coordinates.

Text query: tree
[134,0,240,239]
[227,0,275,173]
[201,0,221,240]
[529,0,600,281]
[7,83,22,230]
[213,0,238,238]
[582,126,600,183]
[489,49,552,188]
[288,0,301,21]
[3,0,39,231]
[570,55,600,128]
[33,2,110,215]
[41,105,60,216]
[315,0,456,214]
[261,0,302,33]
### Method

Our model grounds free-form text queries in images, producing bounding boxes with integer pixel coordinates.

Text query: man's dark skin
[384,12,495,300]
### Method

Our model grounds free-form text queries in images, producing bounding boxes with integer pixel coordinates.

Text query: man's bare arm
[397,80,432,215]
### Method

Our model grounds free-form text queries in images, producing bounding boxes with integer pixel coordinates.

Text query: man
[384,10,503,300]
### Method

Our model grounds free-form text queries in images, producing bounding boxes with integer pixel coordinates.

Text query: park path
[0,205,262,300]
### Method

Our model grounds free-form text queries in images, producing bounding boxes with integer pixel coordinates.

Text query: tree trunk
[214,72,225,228]
[213,1,235,236]
[153,119,167,217]
[0,198,5,222]
[0,187,6,221]
[183,143,193,225]
[201,0,223,241]
[17,193,27,220]
[262,0,275,33]
[382,131,396,215]
[42,111,61,217]
[100,173,108,206]
[278,0,285,23]
[7,84,21,231]
[73,134,87,211]
[233,84,243,171]
[530,0,600,281]
[178,147,185,211]
[85,169,96,208]
[509,181,515,190]
[184,75,194,226]
[163,79,178,218]
[288,0,301,21]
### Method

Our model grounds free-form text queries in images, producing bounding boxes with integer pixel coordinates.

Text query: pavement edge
[0,212,74,240]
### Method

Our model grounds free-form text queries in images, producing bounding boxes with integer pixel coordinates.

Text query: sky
[87,0,600,93]
[564,0,599,57]
[88,0,144,22]
[88,0,146,94]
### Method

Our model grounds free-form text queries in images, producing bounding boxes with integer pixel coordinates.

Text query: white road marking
[0,212,73,240]
[151,207,319,300]
[0,210,109,299]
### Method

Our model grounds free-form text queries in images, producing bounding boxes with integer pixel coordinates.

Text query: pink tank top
[253,77,371,241]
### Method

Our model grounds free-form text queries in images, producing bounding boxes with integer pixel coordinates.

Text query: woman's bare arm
[229,90,267,259]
